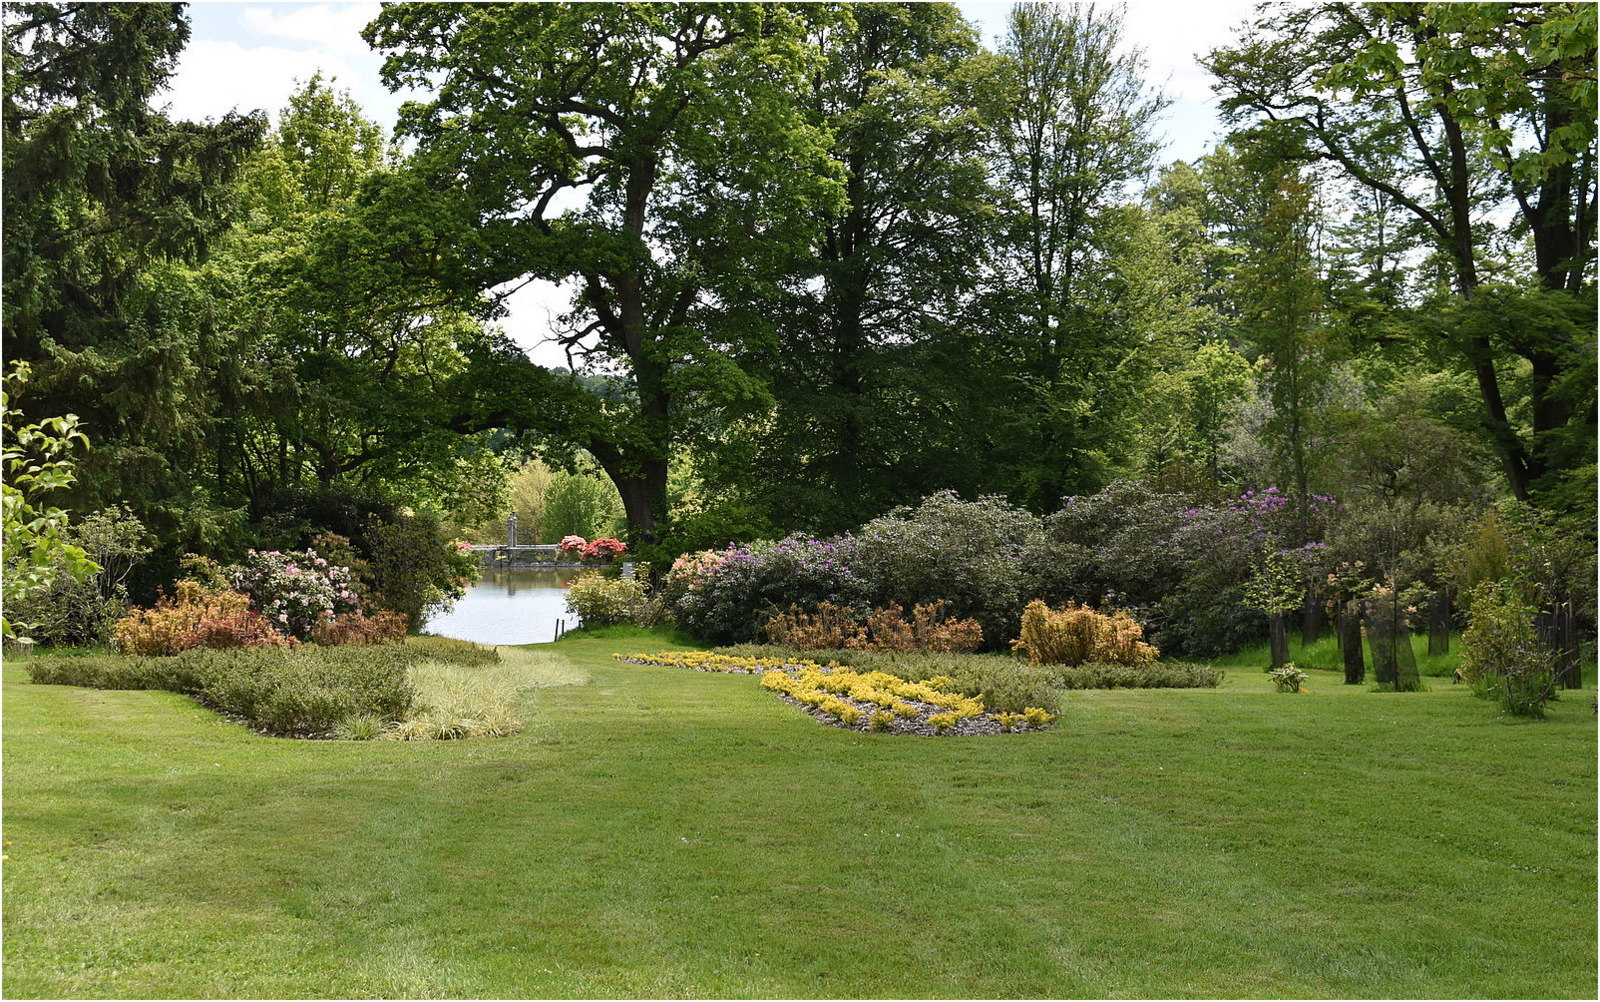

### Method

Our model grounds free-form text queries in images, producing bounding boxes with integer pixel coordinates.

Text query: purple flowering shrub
[672,494,1039,649]
[230,548,362,641]
[670,483,1349,657]
[1027,480,1338,657]
[673,535,872,645]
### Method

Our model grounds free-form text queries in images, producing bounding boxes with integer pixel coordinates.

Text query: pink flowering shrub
[582,537,627,560]
[230,548,362,641]
[558,535,587,556]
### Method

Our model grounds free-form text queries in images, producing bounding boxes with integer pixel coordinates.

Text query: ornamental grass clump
[382,658,527,740]
[1012,599,1158,667]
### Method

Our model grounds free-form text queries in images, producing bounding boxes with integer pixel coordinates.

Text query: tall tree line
[5,1,1593,571]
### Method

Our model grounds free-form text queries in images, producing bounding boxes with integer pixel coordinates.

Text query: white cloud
[163,3,403,128]
[160,38,359,121]
[238,2,381,57]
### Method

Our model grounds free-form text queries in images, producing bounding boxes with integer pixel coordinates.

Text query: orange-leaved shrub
[765,601,861,650]
[763,600,982,654]
[1012,599,1158,666]
[114,580,295,655]
[860,601,982,653]
[311,610,408,646]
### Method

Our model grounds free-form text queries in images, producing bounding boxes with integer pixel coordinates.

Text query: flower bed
[614,651,1056,736]
[612,651,821,675]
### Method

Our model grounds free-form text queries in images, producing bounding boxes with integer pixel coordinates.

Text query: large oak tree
[364,3,843,541]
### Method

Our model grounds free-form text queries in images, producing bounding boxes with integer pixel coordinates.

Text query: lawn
[3,628,1595,999]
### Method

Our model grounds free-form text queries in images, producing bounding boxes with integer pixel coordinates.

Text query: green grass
[3,630,1595,999]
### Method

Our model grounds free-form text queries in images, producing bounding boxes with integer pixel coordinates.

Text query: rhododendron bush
[231,548,362,641]
[664,484,1354,657]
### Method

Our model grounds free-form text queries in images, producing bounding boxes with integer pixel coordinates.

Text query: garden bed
[614,651,1056,736]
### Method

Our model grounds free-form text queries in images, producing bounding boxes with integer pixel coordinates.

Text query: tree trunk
[1339,600,1365,685]
[1269,613,1289,670]
[1427,590,1450,655]
[612,461,667,546]
[1301,587,1324,645]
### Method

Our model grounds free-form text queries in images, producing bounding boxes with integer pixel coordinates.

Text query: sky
[165,1,1259,366]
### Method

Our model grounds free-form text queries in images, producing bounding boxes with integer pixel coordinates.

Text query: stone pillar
[506,512,518,548]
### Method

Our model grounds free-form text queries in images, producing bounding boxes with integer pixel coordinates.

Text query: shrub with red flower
[582,537,627,560]
[558,535,588,556]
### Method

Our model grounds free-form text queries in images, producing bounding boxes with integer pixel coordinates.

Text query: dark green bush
[26,653,201,692]
[405,634,501,667]
[196,647,414,735]
[7,505,152,647]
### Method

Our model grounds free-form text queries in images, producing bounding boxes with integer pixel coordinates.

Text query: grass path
[3,628,1594,998]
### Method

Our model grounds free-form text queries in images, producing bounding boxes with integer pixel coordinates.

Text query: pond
[422,567,582,646]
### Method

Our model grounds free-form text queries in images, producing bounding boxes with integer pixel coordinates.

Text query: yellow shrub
[1011,599,1158,666]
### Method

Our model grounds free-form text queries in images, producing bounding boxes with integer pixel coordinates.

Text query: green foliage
[855,491,1040,649]
[366,2,847,540]
[362,515,479,628]
[980,1,1174,509]
[540,468,625,543]
[1241,548,1305,617]
[728,3,999,533]
[26,652,203,693]
[3,5,263,565]
[1042,661,1222,691]
[5,504,150,648]
[2,361,99,643]
[195,646,416,736]
[28,644,420,735]
[1207,4,1596,507]
[564,574,648,628]
[1460,582,1556,717]
[333,713,386,741]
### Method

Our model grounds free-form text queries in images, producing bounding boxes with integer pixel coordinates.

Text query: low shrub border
[27,637,504,739]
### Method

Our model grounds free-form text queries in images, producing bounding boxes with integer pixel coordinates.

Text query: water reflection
[422,567,582,645]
